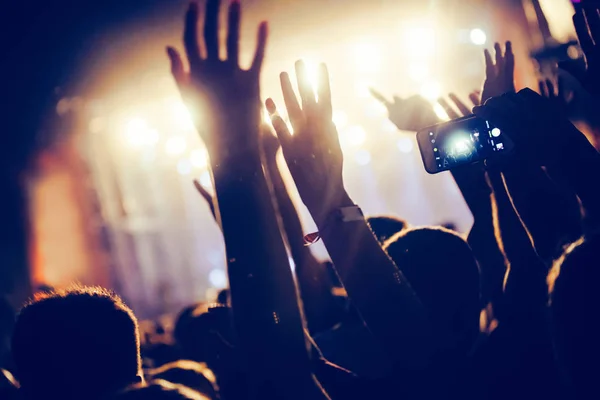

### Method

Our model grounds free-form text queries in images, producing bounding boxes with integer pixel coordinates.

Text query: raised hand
[370,88,439,131]
[572,7,600,97]
[167,0,267,159]
[538,77,571,114]
[437,92,480,119]
[266,61,351,227]
[193,179,216,220]
[481,42,515,103]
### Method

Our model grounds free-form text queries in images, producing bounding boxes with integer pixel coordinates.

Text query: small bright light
[190,148,209,169]
[355,149,372,165]
[177,159,192,175]
[208,268,228,288]
[420,81,442,100]
[125,118,159,147]
[353,42,381,73]
[341,126,366,146]
[170,101,195,130]
[332,110,348,129]
[470,28,487,45]
[408,62,430,82]
[402,22,436,59]
[491,127,501,137]
[454,139,470,152]
[199,170,213,189]
[397,137,414,153]
[165,137,187,156]
[433,103,450,121]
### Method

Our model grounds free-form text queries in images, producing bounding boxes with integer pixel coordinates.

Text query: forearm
[501,162,582,261]
[211,154,312,379]
[316,193,434,369]
[265,156,334,333]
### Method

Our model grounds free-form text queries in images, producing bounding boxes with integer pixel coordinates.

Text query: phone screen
[417,116,513,174]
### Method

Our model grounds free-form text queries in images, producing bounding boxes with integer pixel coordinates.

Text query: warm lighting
[353,41,381,74]
[434,103,450,121]
[402,22,436,59]
[165,137,187,156]
[125,118,159,147]
[170,100,195,130]
[365,100,388,118]
[470,28,487,45]
[199,170,213,189]
[397,137,414,153]
[408,62,430,82]
[355,149,372,165]
[420,81,442,100]
[89,117,106,134]
[209,268,227,288]
[341,126,366,147]
[190,148,209,169]
[333,110,348,129]
[177,159,192,175]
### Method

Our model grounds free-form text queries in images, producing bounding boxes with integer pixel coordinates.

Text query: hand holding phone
[417,116,514,174]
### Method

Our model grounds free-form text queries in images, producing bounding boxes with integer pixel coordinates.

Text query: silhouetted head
[367,215,408,244]
[548,235,600,398]
[12,286,142,399]
[113,379,209,400]
[216,289,230,306]
[384,227,480,355]
[150,360,218,400]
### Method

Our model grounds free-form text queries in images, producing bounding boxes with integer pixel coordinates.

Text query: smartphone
[417,115,514,174]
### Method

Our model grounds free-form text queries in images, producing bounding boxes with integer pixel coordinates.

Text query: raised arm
[167,3,326,397]
[266,61,434,369]
[262,130,341,335]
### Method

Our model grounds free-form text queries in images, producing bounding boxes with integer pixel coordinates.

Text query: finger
[280,72,303,126]
[448,93,472,116]
[266,98,293,149]
[584,7,600,46]
[249,22,268,73]
[204,0,221,60]
[546,79,556,98]
[484,48,495,78]
[193,179,216,219]
[369,88,392,106]
[295,60,317,111]
[538,80,548,98]
[469,92,481,106]
[317,63,333,119]
[504,41,515,89]
[167,47,186,85]
[494,42,505,74]
[226,0,240,66]
[184,2,203,68]
[574,11,594,56]
[437,98,460,119]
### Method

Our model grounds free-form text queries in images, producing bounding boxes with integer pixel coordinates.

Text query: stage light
[177,159,192,175]
[420,81,442,100]
[402,22,436,59]
[353,41,381,73]
[341,126,366,147]
[433,103,450,121]
[397,137,414,153]
[170,99,195,130]
[355,149,372,165]
[190,148,208,169]
[408,61,429,82]
[470,28,487,45]
[165,136,187,156]
[333,110,348,129]
[125,118,159,147]
[208,268,227,288]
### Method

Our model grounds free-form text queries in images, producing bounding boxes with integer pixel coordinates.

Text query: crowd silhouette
[2,0,600,399]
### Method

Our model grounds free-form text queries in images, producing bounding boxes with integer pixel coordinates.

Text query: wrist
[311,191,356,230]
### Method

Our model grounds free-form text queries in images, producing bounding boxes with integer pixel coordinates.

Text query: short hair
[384,227,480,354]
[12,285,141,399]
[150,360,218,400]
[548,235,600,396]
[367,215,408,244]
[114,379,209,400]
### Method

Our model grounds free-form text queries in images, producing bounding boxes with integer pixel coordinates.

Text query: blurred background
[0,0,580,318]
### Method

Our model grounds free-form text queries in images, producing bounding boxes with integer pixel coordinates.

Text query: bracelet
[303,205,364,246]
